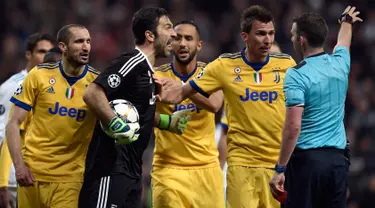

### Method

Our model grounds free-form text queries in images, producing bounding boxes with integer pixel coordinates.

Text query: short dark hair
[293,13,328,48]
[26,33,56,52]
[57,24,86,45]
[43,47,62,63]
[132,7,169,45]
[241,5,274,33]
[174,20,201,38]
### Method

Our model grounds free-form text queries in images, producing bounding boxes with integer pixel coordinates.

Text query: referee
[269,6,362,208]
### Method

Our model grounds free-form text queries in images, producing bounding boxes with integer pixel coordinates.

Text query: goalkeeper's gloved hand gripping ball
[106,116,140,145]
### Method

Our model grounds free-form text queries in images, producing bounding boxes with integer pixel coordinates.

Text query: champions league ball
[100,99,140,134]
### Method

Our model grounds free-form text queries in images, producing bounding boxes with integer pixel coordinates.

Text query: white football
[100,99,140,132]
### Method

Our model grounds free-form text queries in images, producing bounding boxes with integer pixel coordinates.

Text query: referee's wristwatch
[274,164,287,173]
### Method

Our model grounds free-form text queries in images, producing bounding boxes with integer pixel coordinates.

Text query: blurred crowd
[0,0,374,207]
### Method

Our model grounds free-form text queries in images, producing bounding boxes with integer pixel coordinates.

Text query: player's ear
[240,32,248,42]
[299,36,305,45]
[58,42,67,53]
[145,30,155,43]
[197,40,203,52]
[25,51,32,61]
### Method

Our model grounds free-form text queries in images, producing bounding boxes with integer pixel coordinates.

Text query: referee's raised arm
[334,6,363,52]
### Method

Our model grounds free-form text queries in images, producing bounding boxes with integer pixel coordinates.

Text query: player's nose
[170,29,177,38]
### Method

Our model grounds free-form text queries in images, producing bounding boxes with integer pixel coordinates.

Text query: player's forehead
[174,24,198,37]
[69,27,90,41]
[157,15,173,28]
[251,20,274,32]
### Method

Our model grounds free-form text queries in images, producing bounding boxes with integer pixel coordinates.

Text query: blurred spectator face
[172,24,202,65]
[270,44,281,53]
[60,27,91,65]
[154,15,176,58]
[241,20,275,59]
[26,40,54,67]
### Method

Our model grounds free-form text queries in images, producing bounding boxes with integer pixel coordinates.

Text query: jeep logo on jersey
[0,105,5,115]
[108,74,121,88]
[240,88,278,103]
[48,102,86,121]
[14,84,23,96]
[174,103,202,113]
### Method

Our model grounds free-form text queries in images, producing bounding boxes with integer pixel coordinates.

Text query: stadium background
[0,0,374,207]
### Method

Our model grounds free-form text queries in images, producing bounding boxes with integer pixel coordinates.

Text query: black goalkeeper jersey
[84,48,156,179]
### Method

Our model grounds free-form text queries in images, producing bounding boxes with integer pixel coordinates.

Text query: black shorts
[284,148,349,208]
[79,174,142,208]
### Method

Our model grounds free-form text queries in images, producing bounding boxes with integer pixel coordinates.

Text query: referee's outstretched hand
[338,6,363,24]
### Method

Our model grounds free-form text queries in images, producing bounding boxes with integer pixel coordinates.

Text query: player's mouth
[179,50,189,58]
[260,47,270,53]
[80,53,89,60]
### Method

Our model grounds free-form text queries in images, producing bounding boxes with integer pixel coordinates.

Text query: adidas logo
[233,75,243,82]
[46,86,55,94]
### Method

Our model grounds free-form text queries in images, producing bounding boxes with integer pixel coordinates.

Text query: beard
[174,49,197,65]
[154,38,170,58]
[64,51,88,68]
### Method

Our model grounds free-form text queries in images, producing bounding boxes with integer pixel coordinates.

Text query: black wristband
[339,13,353,24]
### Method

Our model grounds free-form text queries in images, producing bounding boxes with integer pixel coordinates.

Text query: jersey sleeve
[10,68,38,112]
[333,46,350,74]
[188,59,223,98]
[93,55,143,96]
[0,138,12,187]
[220,113,228,131]
[284,69,307,107]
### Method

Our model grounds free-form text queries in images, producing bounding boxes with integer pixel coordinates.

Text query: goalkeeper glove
[158,110,191,135]
[107,116,140,145]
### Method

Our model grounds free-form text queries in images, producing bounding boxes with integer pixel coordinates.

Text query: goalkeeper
[78,7,190,208]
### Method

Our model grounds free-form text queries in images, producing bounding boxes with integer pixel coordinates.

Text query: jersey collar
[58,61,88,86]
[170,62,198,83]
[241,47,270,72]
[135,47,154,72]
[306,52,326,59]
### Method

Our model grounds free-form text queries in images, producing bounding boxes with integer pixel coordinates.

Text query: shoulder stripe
[38,62,59,67]
[197,61,207,68]
[220,52,241,59]
[38,62,59,70]
[88,66,100,75]
[269,52,291,60]
[118,52,145,77]
[155,63,171,72]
